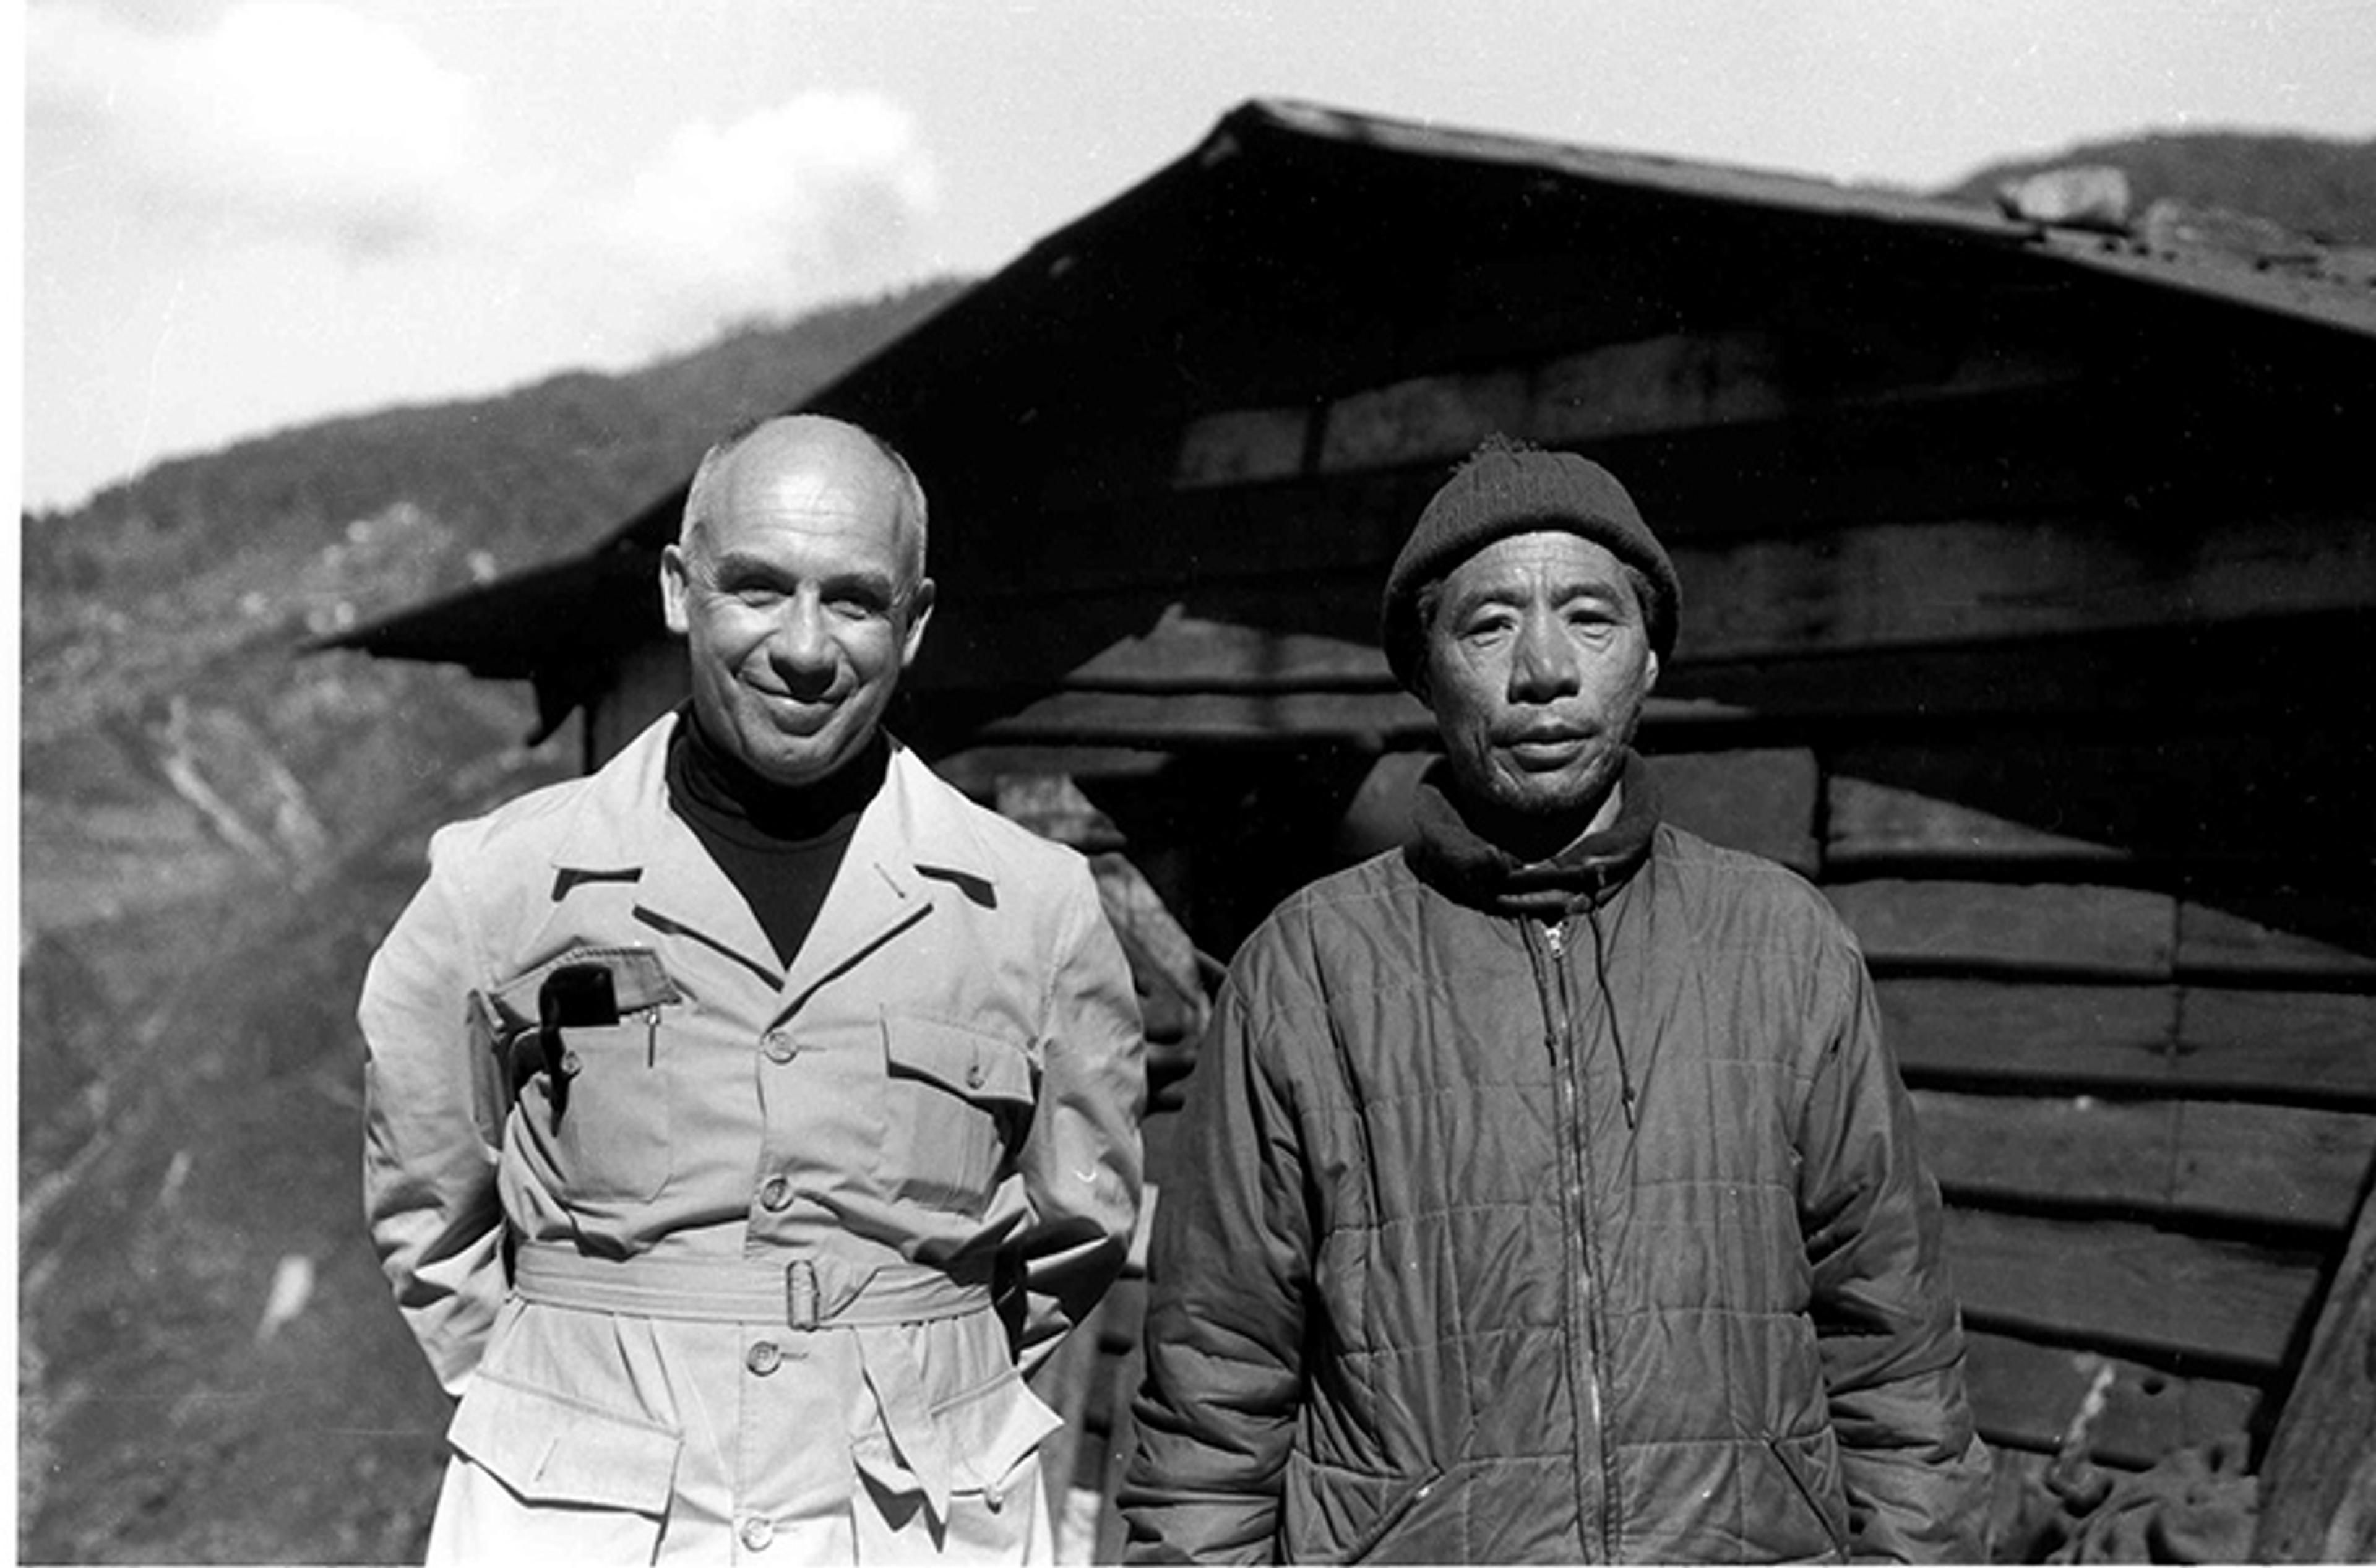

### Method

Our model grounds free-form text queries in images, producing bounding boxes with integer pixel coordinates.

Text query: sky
[17,0,2376,513]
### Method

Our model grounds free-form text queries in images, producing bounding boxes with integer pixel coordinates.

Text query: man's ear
[1644,647,1661,694]
[659,544,691,636]
[899,578,936,667]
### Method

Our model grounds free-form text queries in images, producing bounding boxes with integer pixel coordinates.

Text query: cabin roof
[321,97,2376,702]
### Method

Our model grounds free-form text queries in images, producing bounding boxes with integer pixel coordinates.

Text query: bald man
[362,416,1146,1563]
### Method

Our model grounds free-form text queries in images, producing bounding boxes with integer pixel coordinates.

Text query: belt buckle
[785,1259,821,1330]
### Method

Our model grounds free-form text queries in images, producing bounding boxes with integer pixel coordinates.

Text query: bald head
[660,413,937,786]
[680,415,929,590]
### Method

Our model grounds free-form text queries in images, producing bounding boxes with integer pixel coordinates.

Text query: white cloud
[596,91,942,342]
[28,1,500,258]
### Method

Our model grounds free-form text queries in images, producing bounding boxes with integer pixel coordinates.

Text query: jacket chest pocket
[536,1017,674,1204]
[876,1014,1036,1213]
[486,947,681,1207]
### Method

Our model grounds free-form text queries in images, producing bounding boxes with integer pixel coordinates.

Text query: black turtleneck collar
[1405,751,1660,918]
[668,709,889,846]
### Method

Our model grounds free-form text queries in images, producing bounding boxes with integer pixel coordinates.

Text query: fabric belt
[514,1243,993,1329]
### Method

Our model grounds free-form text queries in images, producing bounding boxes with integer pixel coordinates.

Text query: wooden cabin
[335,100,2376,1557]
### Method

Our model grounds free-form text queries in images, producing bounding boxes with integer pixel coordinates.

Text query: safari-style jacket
[361,709,1145,1562]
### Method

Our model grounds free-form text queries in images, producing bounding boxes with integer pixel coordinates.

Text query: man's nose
[1508,611,1581,700]
[768,593,837,673]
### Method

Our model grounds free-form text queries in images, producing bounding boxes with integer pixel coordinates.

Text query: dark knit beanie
[1380,437,1680,691]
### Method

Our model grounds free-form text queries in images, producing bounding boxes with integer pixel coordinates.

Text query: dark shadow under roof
[322,97,2376,701]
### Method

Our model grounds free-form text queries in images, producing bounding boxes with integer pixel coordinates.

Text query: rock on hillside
[1935,127,2376,246]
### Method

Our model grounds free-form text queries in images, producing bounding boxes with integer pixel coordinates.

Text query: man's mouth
[752,687,838,731]
[1504,730,1592,767]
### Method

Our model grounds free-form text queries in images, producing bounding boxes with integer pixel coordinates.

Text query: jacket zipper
[1536,916,1614,1561]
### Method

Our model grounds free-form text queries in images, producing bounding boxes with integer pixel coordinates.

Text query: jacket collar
[546,710,1005,1002]
[1405,750,1660,918]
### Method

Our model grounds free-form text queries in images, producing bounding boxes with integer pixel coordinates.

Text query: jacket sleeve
[359,825,510,1397]
[1797,942,1993,1562]
[1010,862,1147,1376]
[1119,934,1314,1564]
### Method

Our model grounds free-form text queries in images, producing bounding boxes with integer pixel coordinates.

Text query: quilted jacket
[1121,757,1989,1563]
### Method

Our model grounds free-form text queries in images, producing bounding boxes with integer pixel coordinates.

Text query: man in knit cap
[1121,437,1989,1563]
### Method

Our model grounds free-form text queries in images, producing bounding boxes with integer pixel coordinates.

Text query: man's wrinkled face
[1419,530,1659,832]
[660,426,932,788]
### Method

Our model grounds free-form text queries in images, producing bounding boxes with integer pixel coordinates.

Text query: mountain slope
[1936,127,2376,244]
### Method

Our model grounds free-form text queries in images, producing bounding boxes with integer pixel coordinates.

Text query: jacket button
[759,1176,793,1212]
[762,1032,796,1064]
[746,1340,781,1376]
[739,1515,776,1551]
[965,1059,986,1089]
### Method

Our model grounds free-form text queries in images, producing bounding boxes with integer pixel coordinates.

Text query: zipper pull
[1543,918,1565,957]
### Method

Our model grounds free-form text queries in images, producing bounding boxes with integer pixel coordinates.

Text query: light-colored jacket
[363,711,1145,1562]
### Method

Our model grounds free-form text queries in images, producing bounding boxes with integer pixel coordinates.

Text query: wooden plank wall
[1656,739,2376,1478]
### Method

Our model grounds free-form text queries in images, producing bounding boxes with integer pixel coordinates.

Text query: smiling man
[362,415,1145,1564]
[1121,437,1989,1563]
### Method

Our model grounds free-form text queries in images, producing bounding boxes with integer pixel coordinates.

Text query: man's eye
[827,596,892,622]
[1459,614,1515,643]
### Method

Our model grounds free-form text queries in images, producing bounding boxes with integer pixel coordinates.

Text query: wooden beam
[2171,1101,2376,1228]
[1828,773,2131,866]
[1882,978,2376,1106]
[1920,1092,2177,1214]
[1965,1330,2264,1468]
[1659,610,2375,726]
[2250,1172,2376,1561]
[1915,1090,2376,1230]
[1947,1208,2320,1371]
[1530,332,1792,444]
[972,687,1436,749]
[2179,902,2376,986]
[1173,407,1310,490]
[1831,881,2176,979]
[1882,979,2177,1088]
[1169,330,2088,484]
[1650,748,1820,875]
[1317,368,1531,475]
[1062,611,1394,693]
[2173,989,2376,1105]
[1671,510,2376,663]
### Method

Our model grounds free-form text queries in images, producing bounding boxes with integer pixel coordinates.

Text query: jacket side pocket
[448,1369,682,1517]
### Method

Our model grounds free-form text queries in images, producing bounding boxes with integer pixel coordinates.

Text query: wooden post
[2251,1163,2376,1561]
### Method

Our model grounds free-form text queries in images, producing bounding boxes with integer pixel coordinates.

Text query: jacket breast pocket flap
[484,945,679,1032]
[878,1015,1035,1212]
[449,1371,682,1516]
[882,1015,1035,1106]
